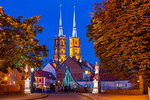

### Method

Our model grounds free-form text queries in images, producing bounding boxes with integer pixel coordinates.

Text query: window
[83,73,89,80]
[61,50,63,54]
[75,49,77,54]
[61,41,63,46]
[117,83,127,87]
[75,41,77,45]
[39,79,42,82]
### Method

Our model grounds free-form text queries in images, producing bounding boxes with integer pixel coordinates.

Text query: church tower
[69,6,82,61]
[53,4,66,65]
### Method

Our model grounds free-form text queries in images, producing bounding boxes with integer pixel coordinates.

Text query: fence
[101,89,143,95]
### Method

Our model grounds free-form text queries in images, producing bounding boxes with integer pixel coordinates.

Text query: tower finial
[59,2,63,36]
[72,5,77,37]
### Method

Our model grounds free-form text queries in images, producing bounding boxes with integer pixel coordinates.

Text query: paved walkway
[79,93,149,100]
[0,93,48,100]
[0,93,149,100]
[38,93,92,100]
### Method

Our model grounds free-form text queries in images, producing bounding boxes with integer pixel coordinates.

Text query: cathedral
[52,4,94,87]
[53,4,81,65]
[33,4,133,91]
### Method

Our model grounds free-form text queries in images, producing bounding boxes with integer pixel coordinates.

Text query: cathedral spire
[72,6,77,38]
[59,3,63,36]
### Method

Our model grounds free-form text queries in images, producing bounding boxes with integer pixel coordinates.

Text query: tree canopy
[87,0,150,78]
[0,7,48,72]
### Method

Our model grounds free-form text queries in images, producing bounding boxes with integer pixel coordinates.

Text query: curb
[26,93,48,100]
[77,93,96,100]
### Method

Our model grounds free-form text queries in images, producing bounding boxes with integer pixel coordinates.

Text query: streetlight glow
[31,68,34,72]
[85,70,88,87]
[85,70,88,75]
[4,77,8,80]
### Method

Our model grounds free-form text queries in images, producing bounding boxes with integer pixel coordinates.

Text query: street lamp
[85,70,88,87]
[31,67,34,92]
[31,68,34,72]
[58,80,60,84]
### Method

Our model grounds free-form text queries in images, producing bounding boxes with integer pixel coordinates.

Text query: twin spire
[72,6,77,38]
[58,4,63,36]
[58,4,77,37]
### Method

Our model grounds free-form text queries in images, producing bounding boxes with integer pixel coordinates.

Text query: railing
[101,86,134,90]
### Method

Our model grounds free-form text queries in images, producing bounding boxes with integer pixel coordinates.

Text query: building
[35,69,56,89]
[55,58,132,89]
[53,5,81,66]
[53,4,66,65]
[99,68,132,90]
[51,3,133,90]
[69,6,81,61]
[56,57,94,87]
[43,63,56,78]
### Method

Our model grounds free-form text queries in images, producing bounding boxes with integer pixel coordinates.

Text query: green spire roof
[72,6,77,37]
[59,4,63,36]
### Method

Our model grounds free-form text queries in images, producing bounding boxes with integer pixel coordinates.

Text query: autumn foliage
[0,7,48,72]
[87,0,150,78]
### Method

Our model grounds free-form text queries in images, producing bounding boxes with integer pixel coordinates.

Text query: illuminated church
[51,4,132,90]
[34,4,133,90]
[53,4,81,65]
[52,4,93,87]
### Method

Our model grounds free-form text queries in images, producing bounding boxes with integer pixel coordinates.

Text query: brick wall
[0,85,20,93]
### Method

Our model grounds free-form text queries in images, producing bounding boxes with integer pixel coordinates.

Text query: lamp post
[85,70,88,87]
[31,67,34,92]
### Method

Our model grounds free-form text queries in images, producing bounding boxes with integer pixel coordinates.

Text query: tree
[0,6,48,73]
[87,0,150,80]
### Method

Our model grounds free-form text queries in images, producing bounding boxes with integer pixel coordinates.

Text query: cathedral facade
[53,5,81,64]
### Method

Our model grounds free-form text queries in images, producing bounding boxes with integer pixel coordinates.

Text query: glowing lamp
[31,68,34,72]
[85,70,88,75]
[4,77,8,80]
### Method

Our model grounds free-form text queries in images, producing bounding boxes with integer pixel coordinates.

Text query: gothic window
[75,41,77,45]
[61,50,63,54]
[61,41,63,46]
[75,49,77,54]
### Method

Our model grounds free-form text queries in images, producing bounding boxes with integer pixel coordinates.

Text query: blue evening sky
[1,0,101,65]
